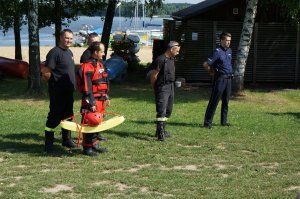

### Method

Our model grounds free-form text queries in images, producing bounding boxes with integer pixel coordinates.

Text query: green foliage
[0,76,299,198]
[261,0,300,26]
[38,0,107,28]
[0,0,27,34]
[118,1,192,17]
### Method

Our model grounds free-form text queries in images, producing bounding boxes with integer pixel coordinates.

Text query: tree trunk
[13,14,22,60]
[101,0,117,60]
[54,0,62,46]
[232,0,258,96]
[27,0,41,93]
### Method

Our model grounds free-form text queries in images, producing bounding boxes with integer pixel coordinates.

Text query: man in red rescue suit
[78,41,110,156]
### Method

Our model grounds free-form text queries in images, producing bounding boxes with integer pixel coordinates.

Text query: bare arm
[41,66,52,81]
[203,61,214,76]
[150,69,159,90]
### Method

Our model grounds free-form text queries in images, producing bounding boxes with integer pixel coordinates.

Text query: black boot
[163,122,171,138]
[45,131,54,153]
[156,121,165,141]
[83,146,98,156]
[92,143,108,153]
[61,129,76,148]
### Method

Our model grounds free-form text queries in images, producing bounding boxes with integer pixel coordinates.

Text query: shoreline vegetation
[0,46,153,65]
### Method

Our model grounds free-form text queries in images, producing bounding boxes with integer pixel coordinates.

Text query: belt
[217,74,233,79]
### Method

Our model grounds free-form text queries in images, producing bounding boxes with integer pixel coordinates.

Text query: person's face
[88,36,100,46]
[221,36,231,48]
[60,31,73,48]
[96,44,105,60]
[170,46,180,57]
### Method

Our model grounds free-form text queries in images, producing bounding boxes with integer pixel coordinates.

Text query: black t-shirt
[45,46,75,91]
[80,48,91,63]
[153,54,175,86]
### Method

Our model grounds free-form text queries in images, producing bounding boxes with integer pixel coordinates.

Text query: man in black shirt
[150,41,180,141]
[42,29,76,153]
[80,32,100,63]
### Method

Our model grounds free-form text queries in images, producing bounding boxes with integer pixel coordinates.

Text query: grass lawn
[0,73,299,199]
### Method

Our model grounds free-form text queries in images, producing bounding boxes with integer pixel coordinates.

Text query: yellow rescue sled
[60,114,125,133]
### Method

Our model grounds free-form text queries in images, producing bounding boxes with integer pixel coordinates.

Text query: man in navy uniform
[203,32,233,129]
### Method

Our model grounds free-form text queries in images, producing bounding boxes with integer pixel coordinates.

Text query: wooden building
[163,0,300,83]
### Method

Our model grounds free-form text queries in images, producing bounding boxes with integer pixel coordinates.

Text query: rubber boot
[92,143,108,153]
[61,129,76,148]
[163,122,171,138]
[45,131,54,153]
[156,121,165,141]
[83,146,98,156]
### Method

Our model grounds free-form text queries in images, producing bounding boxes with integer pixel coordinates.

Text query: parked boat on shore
[0,57,29,78]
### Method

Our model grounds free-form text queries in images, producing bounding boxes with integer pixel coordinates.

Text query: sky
[164,0,204,4]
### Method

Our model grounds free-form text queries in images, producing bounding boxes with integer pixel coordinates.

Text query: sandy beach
[0,46,153,64]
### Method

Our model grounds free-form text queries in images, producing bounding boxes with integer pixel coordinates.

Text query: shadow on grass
[106,129,154,141]
[133,120,200,127]
[0,132,82,156]
[0,74,211,104]
[268,112,300,119]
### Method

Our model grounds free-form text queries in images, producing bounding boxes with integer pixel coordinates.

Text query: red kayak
[0,56,29,78]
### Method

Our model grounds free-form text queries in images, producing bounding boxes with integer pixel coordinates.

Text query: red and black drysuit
[78,58,109,148]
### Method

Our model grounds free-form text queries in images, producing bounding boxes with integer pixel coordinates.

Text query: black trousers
[46,86,74,129]
[204,77,231,126]
[155,83,174,119]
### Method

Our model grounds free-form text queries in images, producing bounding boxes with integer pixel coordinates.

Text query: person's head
[165,41,180,58]
[87,32,100,46]
[59,29,73,49]
[89,41,105,61]
[220,32,231,49]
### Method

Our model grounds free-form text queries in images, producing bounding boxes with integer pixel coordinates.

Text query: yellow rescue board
[60,115,125,133]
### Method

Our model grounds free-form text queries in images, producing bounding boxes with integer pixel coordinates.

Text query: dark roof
[171,0,227,20]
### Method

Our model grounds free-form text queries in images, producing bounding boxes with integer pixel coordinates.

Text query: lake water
[0,16,166,46]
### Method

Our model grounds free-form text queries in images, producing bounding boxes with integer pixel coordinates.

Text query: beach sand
[0,46,153,64]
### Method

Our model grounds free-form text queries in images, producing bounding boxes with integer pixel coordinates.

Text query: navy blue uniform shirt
[207,46,232,75]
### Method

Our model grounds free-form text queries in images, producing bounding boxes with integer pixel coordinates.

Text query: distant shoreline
[0,46,153,64]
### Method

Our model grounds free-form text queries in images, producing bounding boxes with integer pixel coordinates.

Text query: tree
[232,0,259,96]
[232,0,300,95]
[101,0,163,60]
[37,0,107,46]
[101,0,118,60]
[267,0,300,26]
[0,0,27,60]
[27,0,41,93]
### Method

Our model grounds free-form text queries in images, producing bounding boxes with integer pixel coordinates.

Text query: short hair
[220,32,231,41]
[88,32,98,39]
[89,41,104,54]
[60,29,73,37]
[167,41,180,49]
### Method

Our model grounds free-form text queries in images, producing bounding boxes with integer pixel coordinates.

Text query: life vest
[77,59,109,98]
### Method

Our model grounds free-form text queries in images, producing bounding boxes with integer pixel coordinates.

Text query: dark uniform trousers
[46,86,74,128]
[204,75,231,126]
[155,83,174,119]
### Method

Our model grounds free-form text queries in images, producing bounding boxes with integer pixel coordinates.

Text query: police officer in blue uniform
[203,32,233,129]
[151,41,180,141]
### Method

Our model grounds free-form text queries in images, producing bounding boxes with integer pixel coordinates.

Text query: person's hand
[90,106,96,112]
[203,62,214,76]
[41,66,52,81]
[208,66,214,76]
[105,99,110,106]
[42,72,51,81]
